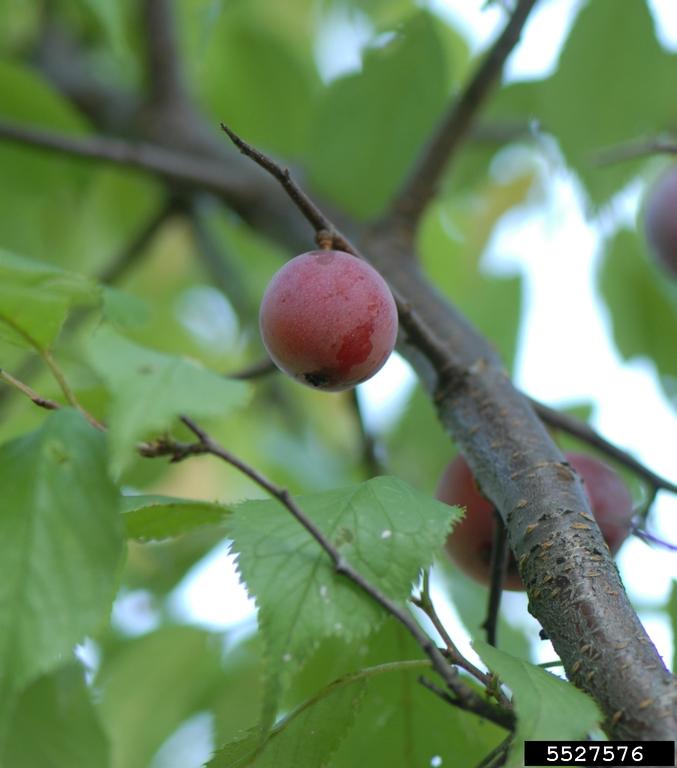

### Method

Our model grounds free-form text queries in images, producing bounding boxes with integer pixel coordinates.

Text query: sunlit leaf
[122,494,230,541]
[307,11,450,218]
[0,249,100,350]
[86,326,250,473]
[229,476,458,730]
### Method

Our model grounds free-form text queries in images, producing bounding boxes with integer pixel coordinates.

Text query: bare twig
[482,510,509,647]
[631,524,677,552]
[0,369,60,411]
[383,0,539,234]
[412,571,510,708]
[0,364,104,431]
[186,195,254,320]
[593,135,677,166]
[530,398,677,495]
[220,123,356,253]
[418,676,514,731]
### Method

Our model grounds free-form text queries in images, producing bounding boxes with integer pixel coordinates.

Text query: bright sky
[118,0,677,687]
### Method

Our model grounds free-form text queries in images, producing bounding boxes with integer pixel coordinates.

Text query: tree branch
[482,510,509,647]
[0,369,60,411]
[185,195,255,320]
[219,129,677,740]
[593,135,677,166]
[383,0,539,235]
[0,120,250,200]
[412,571,510,708]
[0,119,317,251]
[418,676,515,731]
[531,398,677,495]
[143,0,188,109]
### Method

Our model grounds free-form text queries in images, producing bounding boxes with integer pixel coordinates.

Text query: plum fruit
[259,250,398,391]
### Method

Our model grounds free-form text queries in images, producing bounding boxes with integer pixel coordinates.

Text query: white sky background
[115,3,677,746]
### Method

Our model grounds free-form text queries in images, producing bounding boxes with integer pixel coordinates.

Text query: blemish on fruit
[336,320,374,369]
[303,371,333,388]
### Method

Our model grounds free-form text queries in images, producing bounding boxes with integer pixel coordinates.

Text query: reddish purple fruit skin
[259,250,398,391]
[436,452,633,591]
[644,166,677,277]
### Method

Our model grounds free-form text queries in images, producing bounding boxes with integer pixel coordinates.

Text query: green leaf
[307,11,450,218]
[192,5,320,157]
[329,620,504,767]
[78,0,132,62]
[599,228,677,398]
[209,674,367,768]
[0,60,88,139]
[86,326,250,473]
[0,249,100,350]
[229,476,458,730]
[0,61,93,264]
[122,494,230,541]
[473,639,602,768]
[0,409,123,730]
[491,0,677,206]
[102,287,150,330]
[97,626,237,768]
[2,664,110,768]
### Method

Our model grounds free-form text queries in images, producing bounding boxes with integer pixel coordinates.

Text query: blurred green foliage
[0,0,674,765]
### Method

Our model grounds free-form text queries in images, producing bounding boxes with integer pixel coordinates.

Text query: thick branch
[384,0,538,234]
